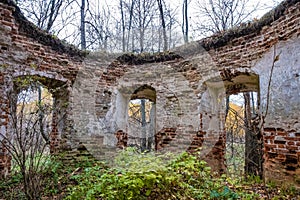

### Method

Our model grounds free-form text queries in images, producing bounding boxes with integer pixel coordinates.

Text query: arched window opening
[225,91,259,177]
[127,85,156,152]
[8,77,58,173]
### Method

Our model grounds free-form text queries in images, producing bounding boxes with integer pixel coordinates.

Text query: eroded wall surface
[71,51,226,172]
[201,0,300,185]
[254,36,300,184]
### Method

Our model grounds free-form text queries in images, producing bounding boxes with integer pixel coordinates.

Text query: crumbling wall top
[198,0,299,51]
[0,0,86,61]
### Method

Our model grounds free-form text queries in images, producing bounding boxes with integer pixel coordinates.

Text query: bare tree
[17,0,72,33]
[166,6,181,49]
[116,0,136,52]
[17,0,183,52]
[0,79,54,199]
[126,0,136,52]
[118,0,135,52]
[132,0,158,53]
[16,0,85,48]
[119,0,179,53]
[84,2,112,50]
[193,0,260,36]
[243,92,263,177]
[225,92,263,178]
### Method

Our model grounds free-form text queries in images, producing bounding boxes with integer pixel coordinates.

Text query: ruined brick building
[0,0,299,187]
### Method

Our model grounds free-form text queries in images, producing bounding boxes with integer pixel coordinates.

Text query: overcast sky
[31,0,282,50]
[93,0,282,41]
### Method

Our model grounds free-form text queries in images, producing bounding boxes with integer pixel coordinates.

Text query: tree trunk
[157,0,168,51]
[38,86,49,143]
[120,0,126,52]
[80,0,86,50]
[158,29,161,52]
[140,99,147,151]
[127,0,135,52]
[182,0,188,43]
[46,0,63,32]
[131,30,135,52]
[244,92,263,177]
[139,30,144,53]
[225,95,230,119]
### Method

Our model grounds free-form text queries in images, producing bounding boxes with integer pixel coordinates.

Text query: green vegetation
[66,149,244,200]
[225,142,245,177]
[64,148,299,200]
[0,149,299,199]
[0,155,64,199]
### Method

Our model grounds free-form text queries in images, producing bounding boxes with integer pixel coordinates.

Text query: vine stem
[262,43,281,200]
[265,44,281,117]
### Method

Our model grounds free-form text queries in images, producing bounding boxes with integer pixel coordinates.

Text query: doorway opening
[221,72,262,178]
[225,91,259,177]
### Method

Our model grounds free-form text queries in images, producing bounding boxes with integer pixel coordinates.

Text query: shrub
[65,148,240,200]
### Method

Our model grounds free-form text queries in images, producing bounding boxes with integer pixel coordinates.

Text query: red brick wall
[0,1,82,177]
[264,128,300,184]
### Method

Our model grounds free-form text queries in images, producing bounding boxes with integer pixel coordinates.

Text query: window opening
[12,82,54,170]
[128,86,156,152]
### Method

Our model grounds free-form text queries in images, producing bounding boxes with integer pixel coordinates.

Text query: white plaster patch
[0,125,6,139]
[253,36,300,129]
